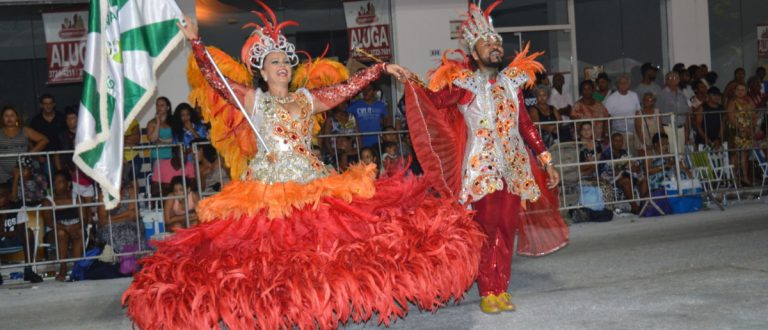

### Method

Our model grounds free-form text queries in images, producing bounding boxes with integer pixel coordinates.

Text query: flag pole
[201,47,271,154]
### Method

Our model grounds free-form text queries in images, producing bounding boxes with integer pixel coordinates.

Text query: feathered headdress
[461,0,503,52]
[427,49,471,92]
[241,0,299,71]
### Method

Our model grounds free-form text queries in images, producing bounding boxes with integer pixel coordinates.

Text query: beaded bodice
[241,88,329,183]
[453,70,541,204]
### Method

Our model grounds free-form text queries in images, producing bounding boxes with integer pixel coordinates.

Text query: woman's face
[735,69,746,81]
[643,95,656,108]
[156,99,170,116]
[734,84,747,98]
[260,52,292,86]
[581,83,594,98]
[535,89,549,105]
[54,175,69,193]
[66,113,78,130]
[180,109,191,124]
[360,150,375,165]
[579,123,593,140]
[2,109,18,128]
[172,183,184,195]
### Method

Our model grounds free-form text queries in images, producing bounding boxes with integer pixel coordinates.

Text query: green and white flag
[74,0,183,209]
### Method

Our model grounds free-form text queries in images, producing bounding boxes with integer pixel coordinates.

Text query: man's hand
[545,165,560,189]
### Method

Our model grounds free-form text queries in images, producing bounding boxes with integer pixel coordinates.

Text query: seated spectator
[702,87,724,148]
[163,176,199,231]
[196,143,230,193]
[638,133,693,199]
[600,133,642,214]
[380,141,406,178]
[593,73,614,102]
[604,75,641,153]
[635,92,662,155]
[96,182,143,254]
[151,143,195,195]
[577,122,603,180]
[529,86,562,147]
[0,182,43,283]
[11,157,48,206]
[171,102,208,149]
[327,136,357,172]
[42,171,83,281]
[347,84,388,148]
[572,80,610,144]
[0,106,48,184]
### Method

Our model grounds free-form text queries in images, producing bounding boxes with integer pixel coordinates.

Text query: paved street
[2,201,767,329]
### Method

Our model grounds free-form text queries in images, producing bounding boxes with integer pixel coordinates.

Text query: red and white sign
[759,25,768,60]
[42,10,88,84]
[344,0,392,62]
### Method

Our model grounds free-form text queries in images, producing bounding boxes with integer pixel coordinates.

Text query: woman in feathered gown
[121,5,484,329]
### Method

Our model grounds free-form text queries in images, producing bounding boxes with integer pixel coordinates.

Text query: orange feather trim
[198,164,377,221]
[504,42,545,89]
[187,46,256,180]
[427,49,471,92]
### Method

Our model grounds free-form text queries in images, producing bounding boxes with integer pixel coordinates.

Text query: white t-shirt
[549,87,573,119]
[604,91,641,133]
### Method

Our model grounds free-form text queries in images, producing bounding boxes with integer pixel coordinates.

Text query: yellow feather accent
[187,46,255,180]
[504,42,545,89]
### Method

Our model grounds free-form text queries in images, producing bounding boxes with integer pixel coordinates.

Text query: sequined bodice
[453,71,540,204]
[241,88,329,184]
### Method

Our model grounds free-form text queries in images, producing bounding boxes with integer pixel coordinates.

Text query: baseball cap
[641,62,660,74]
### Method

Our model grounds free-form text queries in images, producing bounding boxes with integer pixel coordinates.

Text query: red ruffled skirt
[122,165,484,329]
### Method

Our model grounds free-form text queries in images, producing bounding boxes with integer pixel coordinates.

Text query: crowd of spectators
[2,60,767,281]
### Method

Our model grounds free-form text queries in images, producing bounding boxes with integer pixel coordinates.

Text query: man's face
[66,113,77,130]
[645,69,657,82]
[362,85,376,101]
[472,37,504,69]
[665,72,680,88]
[40,97,55,113]
[611,134,624,151]
[553,74,565,88]
[617,77,630,93]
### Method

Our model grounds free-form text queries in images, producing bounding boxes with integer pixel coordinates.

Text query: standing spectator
[41,171,83,281]
[28,94,65,153]
[724,82,757,186]
[635,92,662,155]
[54,107,94,224]
[0,106,48,183]
[529,86,562,146]
[604,75,641,154]
[689,80,710,146]
[657,71,689,153]
[0,182,43,283]
[702,87,724,147]
[593,73,613,102]
[723,67,746,102]
[688,65,704,84]
[322,103,359,163]
[634,62,662,101]
[577,122,602,179]
[170,102,208,149]
[347,84,388,148]
[755,67,767,94]
[747,76,767,108]
[571,80,610,144]
[703,71,719,90]
[678,69,695,102]
[146,97,174,193]
[123,119,141,183]
[548,72,573,118]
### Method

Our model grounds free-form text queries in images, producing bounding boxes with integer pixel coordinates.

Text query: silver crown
[247,30,299,70]
[461,3,503,52]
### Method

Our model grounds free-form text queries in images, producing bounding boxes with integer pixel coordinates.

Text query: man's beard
[478,51,504,70]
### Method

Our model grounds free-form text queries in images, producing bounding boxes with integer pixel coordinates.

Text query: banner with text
[42,9,88,84]
[344,0,391,62]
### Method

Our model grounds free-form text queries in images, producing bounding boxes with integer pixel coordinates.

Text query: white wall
[135,0,195,128]
[664,0,711,70]
[390,0,465,89]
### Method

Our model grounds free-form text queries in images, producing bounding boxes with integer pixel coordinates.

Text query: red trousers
[471,188,521,296]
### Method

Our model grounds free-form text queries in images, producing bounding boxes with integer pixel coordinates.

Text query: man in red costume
[404,1,569,314]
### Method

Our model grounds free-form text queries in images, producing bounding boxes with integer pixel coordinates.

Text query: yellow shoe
[497,292,516,312]
[480,294,501,314]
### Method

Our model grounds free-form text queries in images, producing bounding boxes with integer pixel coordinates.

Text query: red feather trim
[123,171,484,329]
[483,0,503,19]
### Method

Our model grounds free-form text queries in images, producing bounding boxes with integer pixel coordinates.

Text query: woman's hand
[385,64,414,83]
[176,15,198,41]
